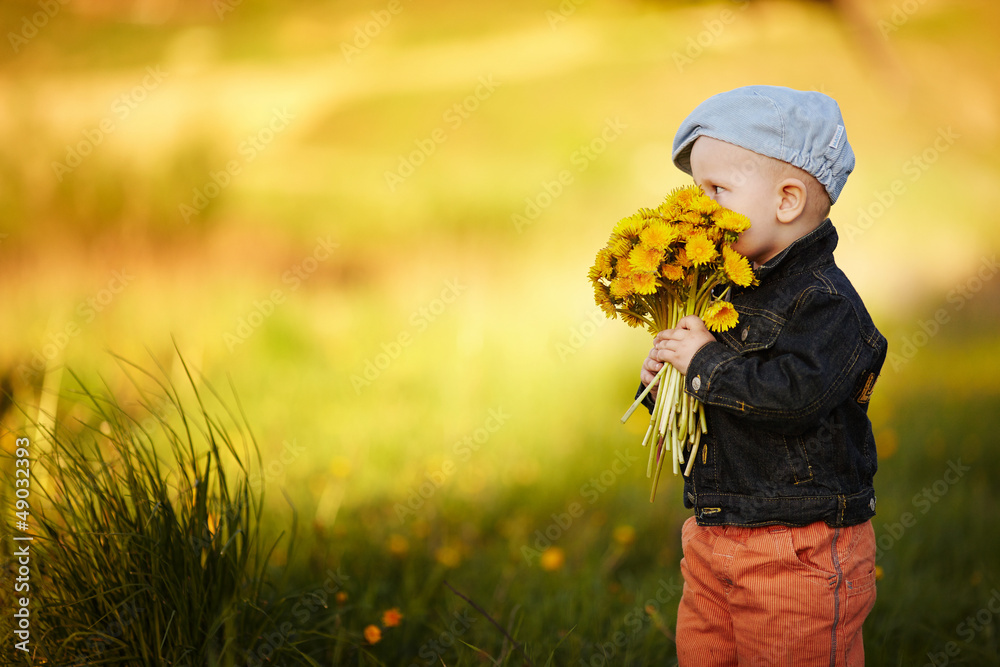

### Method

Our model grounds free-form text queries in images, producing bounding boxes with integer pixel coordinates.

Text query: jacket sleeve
[683,289,873,434]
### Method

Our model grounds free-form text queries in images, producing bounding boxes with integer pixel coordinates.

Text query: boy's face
[689,136,783,266]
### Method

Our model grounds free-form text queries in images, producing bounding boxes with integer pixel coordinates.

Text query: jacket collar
[754,219,837,283]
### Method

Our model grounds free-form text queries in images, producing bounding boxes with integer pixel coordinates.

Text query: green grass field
[2,0,999,664]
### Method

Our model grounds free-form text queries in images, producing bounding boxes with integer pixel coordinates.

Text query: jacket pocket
[718,309,783,354]
[782,434,814,484]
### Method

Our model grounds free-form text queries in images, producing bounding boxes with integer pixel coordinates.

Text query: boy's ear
[775,178,807,224]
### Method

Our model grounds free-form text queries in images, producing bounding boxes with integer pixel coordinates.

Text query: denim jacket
[643,220,887,527]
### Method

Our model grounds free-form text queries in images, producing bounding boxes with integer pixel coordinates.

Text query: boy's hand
[640,315,716,387]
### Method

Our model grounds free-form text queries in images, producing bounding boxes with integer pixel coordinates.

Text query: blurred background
[2,0,999,663]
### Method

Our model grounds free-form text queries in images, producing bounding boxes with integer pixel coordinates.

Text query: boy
[639,86,887,666]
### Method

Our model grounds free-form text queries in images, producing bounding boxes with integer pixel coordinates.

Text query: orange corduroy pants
[676,517,877,666]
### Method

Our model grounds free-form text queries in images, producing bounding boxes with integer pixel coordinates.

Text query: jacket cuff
[685,341,740,400]
[634,382,657,414]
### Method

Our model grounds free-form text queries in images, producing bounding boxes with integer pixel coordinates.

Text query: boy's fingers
[677,314,707,330]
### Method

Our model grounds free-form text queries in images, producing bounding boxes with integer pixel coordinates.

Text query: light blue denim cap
[672,85,855,203]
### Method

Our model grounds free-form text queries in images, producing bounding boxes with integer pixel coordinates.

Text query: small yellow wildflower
[540,547,565,571]
[387,534,409,557]
[382,608,403,627]
[609,274,633,299]
[722,245,755,287]
[629,245,664,273]
[714,208,751,233]
[620,311,646,329]
[703,300,739,332]
[608,236,632,259]
[364,625,382,644]
[639,222,676,250]
[613,525,636,546]
[435,546,461,568]
[660,263,685,282]
[335,591,348,604]
[685,233,718,266]
[611,214,646,241]
[631,272,658,295]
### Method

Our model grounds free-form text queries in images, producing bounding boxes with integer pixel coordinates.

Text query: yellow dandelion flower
[594,282,616,318]
[875,565,884,581]
[382,608,403,627]
[611,214,646,241]
[336,591,348,604]
[435,546,461,568]
[364,625,382,644]
[692,191,722,217]
[613,525,636,546]
[670,184,702,210]
[330,456,352,478]
[656,199,681,220]
[639,221,676,250]
[722,246,755,287]
[609,274,633,299]
[685,233,718,266]
[540,547,565,571]
[631,272,658,295]
[387,534,409,557]
[674,248,692,269]
[620,311,646,329]
[594,247,613,278]
[679,210,707,227]
[703,300,739,332]
[629,245,663,273]
[714,208,751,233]
[660,263,685,282]
[608,236,632,259]
[673,223,698,240]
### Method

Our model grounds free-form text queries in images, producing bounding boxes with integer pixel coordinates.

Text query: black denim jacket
[642,220,887,527]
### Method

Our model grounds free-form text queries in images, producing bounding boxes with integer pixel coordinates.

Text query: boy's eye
[714,185,726,194]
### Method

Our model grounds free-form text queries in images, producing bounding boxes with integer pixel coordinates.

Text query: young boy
[639,86,887,666]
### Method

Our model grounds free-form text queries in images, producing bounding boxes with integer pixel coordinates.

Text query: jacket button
[741,327,749,341]
[691,376,701,391]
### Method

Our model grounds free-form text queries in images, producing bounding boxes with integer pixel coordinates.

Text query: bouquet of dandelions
[589,185,756,501]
